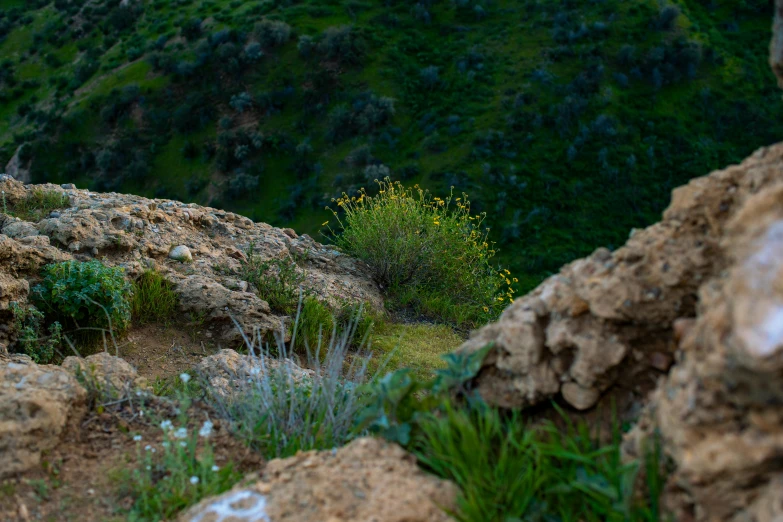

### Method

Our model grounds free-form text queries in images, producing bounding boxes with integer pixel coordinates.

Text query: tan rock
[194,349,313,398]
[0,355,87,478]
[458,143,783,411]
[62,352,147,394]
[179,437,458,522]
[625,183,783,522]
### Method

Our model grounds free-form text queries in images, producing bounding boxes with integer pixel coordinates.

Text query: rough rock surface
[194,349,313,397]
[62,352,147,393]
[0,175,382,345]
[179,437,458,522]
[458,144,783,411]
[623,183,783,522]
[0,354,87,478]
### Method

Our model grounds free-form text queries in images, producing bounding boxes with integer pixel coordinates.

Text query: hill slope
[0,0,779,290]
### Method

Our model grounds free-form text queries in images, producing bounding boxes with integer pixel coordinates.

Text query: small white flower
[198,421,214,438]
[146,465,151,470]
[133,435,142,442]
[145,445,152,451]
[160,420,173,431]
[173,427,188,439]
[180,373,191,384]
[190,476,199,485]
[162,441,170,448]
[151,448,156,453]
[180,441,187,447]
[211,465,219,472]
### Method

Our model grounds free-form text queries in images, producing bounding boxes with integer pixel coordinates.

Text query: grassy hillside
[1,0,779,291]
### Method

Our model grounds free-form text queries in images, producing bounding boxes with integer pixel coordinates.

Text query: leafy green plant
[237,244,311,315]
[3,188,70,222]
[9,302,62,364]
[326,178,515,327]
[291,297,334,353]
[131,270,178,324]
[33,260,133,335]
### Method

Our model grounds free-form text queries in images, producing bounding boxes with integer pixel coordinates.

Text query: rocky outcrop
[0,175,382,344]
[458,144,783,411]
[623,183,783,522]
[0,355,87,478]
[194,348,313,398]
[3,145,31,184]
[179,437,458,522]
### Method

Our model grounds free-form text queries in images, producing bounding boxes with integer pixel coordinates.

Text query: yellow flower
[483,306,489,312]
[513,278,518,283]
[322,221,329,226]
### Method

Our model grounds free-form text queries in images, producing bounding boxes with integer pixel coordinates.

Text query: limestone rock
[622,183,783,522]
[169,245,193,262]
[0,355,87,478]
[179,437,458,522]
[62,352,146,393]
[458,143,783,411]
[195,349,313,397]
[0,177,383,343]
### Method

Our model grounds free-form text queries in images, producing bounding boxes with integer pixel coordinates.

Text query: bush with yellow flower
[324,178,515,327]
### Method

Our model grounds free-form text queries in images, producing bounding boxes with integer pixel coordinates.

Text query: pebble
[169,245,193,262]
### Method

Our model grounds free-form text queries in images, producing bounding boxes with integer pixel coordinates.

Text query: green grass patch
[413,404,664,522]
[368,322,464,380]
[131,270,179,325]
[3,188,70,222]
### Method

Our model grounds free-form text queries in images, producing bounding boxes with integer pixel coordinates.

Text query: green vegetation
[327,179,513,326]
[358,347,665,521]
[0,0,777,293]
[209,322,372,460]
[413,403,662,522]
[115,387,242,521]
[368,322,465,380]
[33,260,133,335]
[9,302,62,363]
[235,245,310,315]
[131,270,178,325]
[2,187,69,221]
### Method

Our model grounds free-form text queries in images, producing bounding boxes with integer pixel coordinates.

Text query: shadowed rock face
[771,0,783,88]
[458,144,783,411]
[0,175,382,345]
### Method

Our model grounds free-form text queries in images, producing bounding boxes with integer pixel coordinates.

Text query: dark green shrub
[10,302,63,364]
[33,260,133,334]
[131,270,178,324]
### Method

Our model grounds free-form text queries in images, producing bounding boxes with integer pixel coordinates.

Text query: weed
[291,297,334,354]
[326,178,514,327]
[3,188,70,222]
[237,244,311,315]
[208,309,372,459]
[115,385,241,521]
[131,270,178,325]
[33,260,133,338]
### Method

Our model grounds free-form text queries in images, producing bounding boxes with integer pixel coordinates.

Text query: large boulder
[458,143,783,411]
[179,437,458,522]
[0,355,87,478]
[624,183,783,522]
